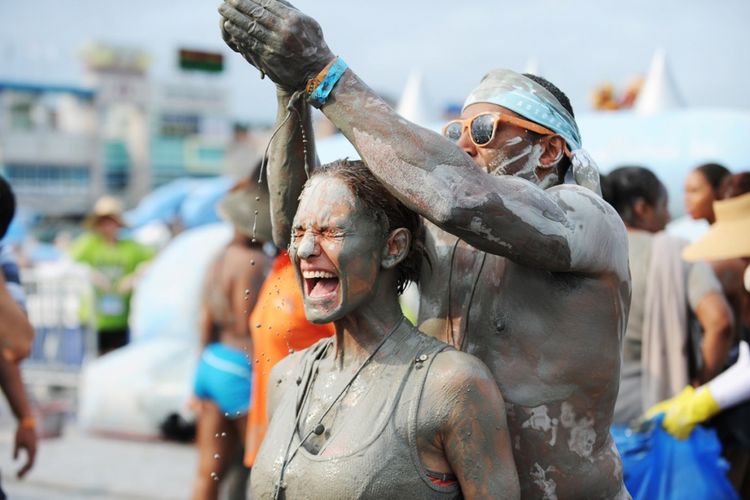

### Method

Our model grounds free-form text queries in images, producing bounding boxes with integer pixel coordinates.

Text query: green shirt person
[70,196,154,355]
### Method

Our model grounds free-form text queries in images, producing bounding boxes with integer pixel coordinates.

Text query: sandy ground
[0,391,197,499]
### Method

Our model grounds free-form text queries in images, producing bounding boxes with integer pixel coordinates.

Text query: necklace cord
[274,316,406,499]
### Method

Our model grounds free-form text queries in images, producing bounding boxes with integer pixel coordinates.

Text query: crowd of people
[1,1,749,499]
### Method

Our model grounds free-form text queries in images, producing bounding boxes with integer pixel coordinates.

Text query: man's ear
[381,228,411,269]
[537,134,565,171]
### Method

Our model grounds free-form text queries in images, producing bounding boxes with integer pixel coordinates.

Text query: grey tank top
[251,327,462,500]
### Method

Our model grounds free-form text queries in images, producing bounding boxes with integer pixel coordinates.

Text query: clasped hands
[219,0,334,91]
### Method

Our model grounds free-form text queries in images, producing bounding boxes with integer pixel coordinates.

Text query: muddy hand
[219,0,334,90]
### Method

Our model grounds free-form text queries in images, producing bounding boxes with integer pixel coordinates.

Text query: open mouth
[302,270,340,299]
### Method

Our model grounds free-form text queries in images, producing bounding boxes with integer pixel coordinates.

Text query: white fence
[21,262,97,385]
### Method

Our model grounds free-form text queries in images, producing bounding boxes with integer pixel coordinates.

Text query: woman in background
[684,162,730,225]
[191,172,274,500]
[603,166,734,424]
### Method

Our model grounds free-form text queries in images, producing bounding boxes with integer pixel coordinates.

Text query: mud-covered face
[290,176,386,323]
[455,103,554,186]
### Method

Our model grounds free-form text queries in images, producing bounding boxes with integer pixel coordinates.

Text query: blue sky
[1,0,749,123]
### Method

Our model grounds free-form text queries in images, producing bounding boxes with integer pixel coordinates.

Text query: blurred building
[0,81,99,215]
[0,43,241,217]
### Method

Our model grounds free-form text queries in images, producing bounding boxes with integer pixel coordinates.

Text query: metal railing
[21,263,97,388]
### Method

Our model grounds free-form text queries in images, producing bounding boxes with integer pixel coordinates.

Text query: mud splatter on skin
[487,142,559,191]
[254,160,520,498]
[289,176,383,328]
[225,7,631,497]
[521,405,559,446]
[559,402,597,461]
[262,71,629,498]
[327,74,628,499]
[530,463,558,500]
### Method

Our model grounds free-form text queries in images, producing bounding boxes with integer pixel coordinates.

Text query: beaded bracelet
[306,57,348,109]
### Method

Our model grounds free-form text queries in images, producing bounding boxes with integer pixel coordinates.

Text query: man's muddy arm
[219,0,623,272]
[322,73,628,273]
[322,72,583,269]
[268,88,318,249]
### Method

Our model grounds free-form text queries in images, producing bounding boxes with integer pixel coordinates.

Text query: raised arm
[267,88,318,248]
[219,0,626,273]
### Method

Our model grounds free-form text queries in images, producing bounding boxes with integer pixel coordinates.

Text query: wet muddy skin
[250,168,519,498]
[219,1,632,497]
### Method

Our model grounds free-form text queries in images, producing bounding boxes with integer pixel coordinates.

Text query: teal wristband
[307,57,348,108]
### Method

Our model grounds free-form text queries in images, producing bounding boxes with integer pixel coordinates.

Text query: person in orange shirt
[244,252,334,467]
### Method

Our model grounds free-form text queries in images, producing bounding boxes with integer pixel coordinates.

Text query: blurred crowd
[603,165,750,495]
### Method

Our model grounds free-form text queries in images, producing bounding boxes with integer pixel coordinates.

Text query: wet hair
[601,166,665,226]
[719,172,750,199]
[694,163,731,195]
[0,175,16,239]
[522,73,574,179]
[308,159,424,294]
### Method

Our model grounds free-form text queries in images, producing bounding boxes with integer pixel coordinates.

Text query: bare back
[202,242,271,350]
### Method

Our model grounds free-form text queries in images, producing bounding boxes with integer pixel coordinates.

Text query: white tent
[634,48,685,115]
[396,70,439,127]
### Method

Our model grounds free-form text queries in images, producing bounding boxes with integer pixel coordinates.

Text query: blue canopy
[125,176,233,230]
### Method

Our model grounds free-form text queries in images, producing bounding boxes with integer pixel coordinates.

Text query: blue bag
[611,415,738,500]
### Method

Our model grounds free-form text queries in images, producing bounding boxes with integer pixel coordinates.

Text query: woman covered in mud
[250,160,519,499]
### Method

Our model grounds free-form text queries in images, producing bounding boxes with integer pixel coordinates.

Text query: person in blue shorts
[191,171,274,500]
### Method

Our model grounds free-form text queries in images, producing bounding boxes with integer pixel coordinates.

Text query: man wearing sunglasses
[219,1,630,498]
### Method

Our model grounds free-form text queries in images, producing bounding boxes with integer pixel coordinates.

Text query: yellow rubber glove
[644,385,721,440]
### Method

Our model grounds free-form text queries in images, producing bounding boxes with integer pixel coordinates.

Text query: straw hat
[85,195,127,228]
[217,177,273,243]
[683,191,750,261]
